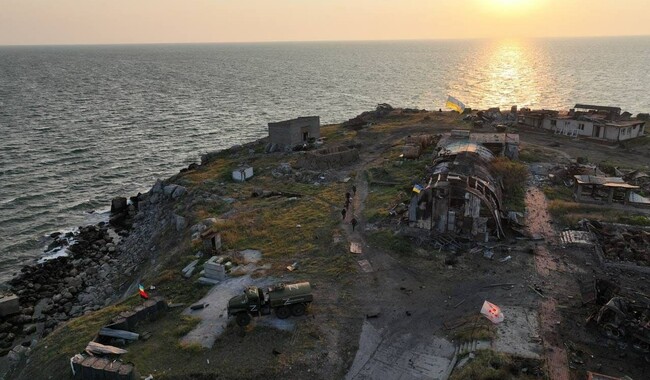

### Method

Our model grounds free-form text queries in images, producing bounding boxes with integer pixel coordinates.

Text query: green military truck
[227,282,313,326]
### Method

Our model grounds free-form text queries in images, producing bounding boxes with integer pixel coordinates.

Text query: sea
[1,37,650,282]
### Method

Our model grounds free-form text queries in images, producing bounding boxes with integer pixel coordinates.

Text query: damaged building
[408,135,513,240]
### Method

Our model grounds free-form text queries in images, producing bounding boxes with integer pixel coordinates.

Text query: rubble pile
[588,222,650,266]
[548,163,592,185]
[622,170,650,194]
[585,279,650,362]
[462,107,517,128]
[341,103,395,128]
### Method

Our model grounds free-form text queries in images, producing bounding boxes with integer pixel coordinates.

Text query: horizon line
[1,33,649,48]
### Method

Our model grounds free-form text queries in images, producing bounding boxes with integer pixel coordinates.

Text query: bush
[490,157,528,211]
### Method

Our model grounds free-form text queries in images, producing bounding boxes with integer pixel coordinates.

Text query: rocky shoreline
[0,175,190,362]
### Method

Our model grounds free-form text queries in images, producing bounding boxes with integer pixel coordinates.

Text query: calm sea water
[1,37,649,281]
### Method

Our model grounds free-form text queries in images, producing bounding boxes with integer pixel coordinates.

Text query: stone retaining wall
[296,146,359,170]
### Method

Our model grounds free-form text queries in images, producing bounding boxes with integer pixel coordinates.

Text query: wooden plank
[99,327,139,341]
[85,341,128,355]
[350,242,362,254]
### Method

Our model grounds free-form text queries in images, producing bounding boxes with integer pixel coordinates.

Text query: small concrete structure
[232,166,254,182]
[201,230,221,254]
[268,116,320,151]
[574,175,639,204]
[199,256,226,284]
[0,294,20,317]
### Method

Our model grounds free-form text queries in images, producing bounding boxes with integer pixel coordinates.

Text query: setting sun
[477,0,541,15]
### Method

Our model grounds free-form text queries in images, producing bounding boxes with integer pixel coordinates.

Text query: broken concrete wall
[295,146,359,170]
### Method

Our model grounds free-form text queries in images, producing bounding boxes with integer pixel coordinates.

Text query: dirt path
[342,168,458,380]
[525,186,570,380]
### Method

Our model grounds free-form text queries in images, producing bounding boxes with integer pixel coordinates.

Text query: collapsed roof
[409,141,505,239]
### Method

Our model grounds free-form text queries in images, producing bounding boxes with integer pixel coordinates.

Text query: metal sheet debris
[560,230,595,246]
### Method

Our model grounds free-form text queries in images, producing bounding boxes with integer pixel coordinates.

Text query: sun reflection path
[446,39,561,110]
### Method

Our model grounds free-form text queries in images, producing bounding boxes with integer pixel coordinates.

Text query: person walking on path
[345,192,351,202]
[351,217,358,231]
[352,185,357,195]
[341,208,347,220]
[345,199,350,209]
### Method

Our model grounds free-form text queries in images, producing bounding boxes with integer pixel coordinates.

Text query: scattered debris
[98,327,139,341]
[286,262,299,272]
[480,300,505,324]
[528,285,546,298]
[350,242,362,254]
[85,341,128,356]
[357,259,373,273]
[190,303,208,311]
[182,260,199,279]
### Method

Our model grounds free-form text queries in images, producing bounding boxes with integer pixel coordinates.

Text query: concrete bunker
[409,141,505,240]
[268,116,320,151]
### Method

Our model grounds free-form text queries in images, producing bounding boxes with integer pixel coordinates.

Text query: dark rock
[111,197,128,213]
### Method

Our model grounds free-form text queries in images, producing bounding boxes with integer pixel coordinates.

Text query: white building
[538,104,646,142]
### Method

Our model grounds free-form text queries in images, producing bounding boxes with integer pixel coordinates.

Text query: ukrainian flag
[412,184,423,194]
[446,95,466,113]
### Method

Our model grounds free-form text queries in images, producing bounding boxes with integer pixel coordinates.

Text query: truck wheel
[236,313,251,327]
[291,303,306,316]
[276,306,291,319]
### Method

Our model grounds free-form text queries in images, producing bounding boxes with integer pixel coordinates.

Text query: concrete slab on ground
[347,321,456,380]
[181,275,275,348]
[492,305,542,359]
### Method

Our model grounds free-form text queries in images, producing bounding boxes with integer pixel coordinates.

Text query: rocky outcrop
[2,177,192,355]
[4,225,121,350]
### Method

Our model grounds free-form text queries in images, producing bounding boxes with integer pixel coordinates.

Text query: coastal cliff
[4,106,649,380]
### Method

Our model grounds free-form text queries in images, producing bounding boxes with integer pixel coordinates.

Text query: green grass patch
[450,350,546,380]
[14,297,142,379]
[617,215,650,226]
[450,315,497,342]
[542,185,574,201]
[547,199,650,227]
[363,186,407,223]
[367,230,413,255]
[491,157,528,212]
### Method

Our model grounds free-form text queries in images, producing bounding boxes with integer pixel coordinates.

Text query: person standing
[351,217,358,231]
[341,208,347,220]
[352,185,357,195]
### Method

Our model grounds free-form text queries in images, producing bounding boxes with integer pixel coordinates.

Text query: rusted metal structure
[408,141,505,240]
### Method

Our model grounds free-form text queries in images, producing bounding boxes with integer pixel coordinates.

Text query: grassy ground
[449,315,497,343]
[15,127,365,379]
[15,297,142,378]
[450,350,546,380]
[547,199,650,227]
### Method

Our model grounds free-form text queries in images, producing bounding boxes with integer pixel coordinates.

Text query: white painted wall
[232,167,254,182]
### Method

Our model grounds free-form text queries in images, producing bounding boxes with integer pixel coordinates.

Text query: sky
[1,0,649,45]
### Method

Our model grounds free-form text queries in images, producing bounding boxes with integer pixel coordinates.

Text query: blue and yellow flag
[446,95,466,113]
[412,184,424,194]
